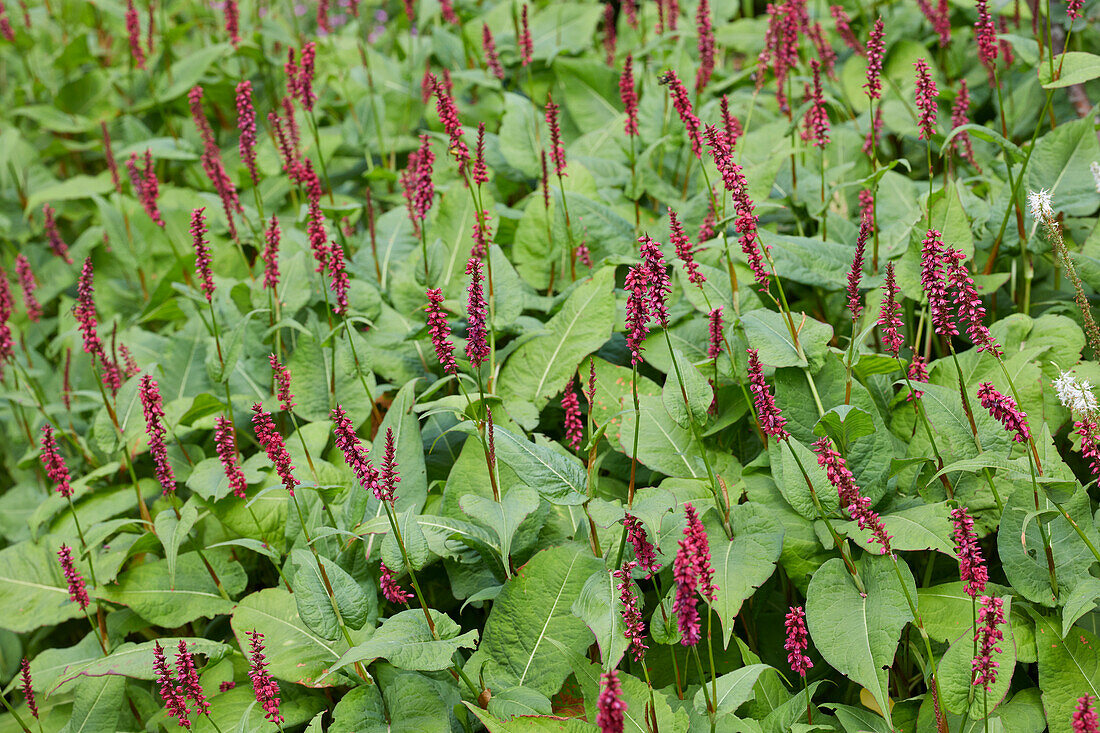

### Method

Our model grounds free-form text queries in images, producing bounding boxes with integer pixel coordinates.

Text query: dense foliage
[2,0,1100,731]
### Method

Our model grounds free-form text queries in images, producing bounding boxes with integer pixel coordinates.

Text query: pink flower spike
[246,630,283,725]
[662,70,702,159]
[126,150,166,227]
[15,254,40,321]
[813,437,892,554]
[784,606,812,677]
[236,80,259,185]
[269,354,295,411]
[251,403,299,496]
[972,596,1005,690]
[708,307,724,360]
[624,264,649,365]
[878,262,904,357]
[920,229,955,337]
[58,544,90,610]
[482,24,504,80]
[914,57,938,141]
[126,0,146,69]
[1075,695,1100,733]
[546,93,566,176]
[263,215,280,291]
[720,96,742,150]
[43,204,73,263]
[380,427,400,504]
[473,124,488,186]
[802,59,830,148]
[140,375,176,495]
[946,251,1002,357]
[465,257,490,367]
[613,562,647,661]
[431,75,470,169]
[153,641,191,727]
[298,42,317,111]
[426,288,458,375]
[175,640,210,717]
[977,382,1031,443]
[625,513,660,577]
[976,0,998,83]
[519,5,533,66]
[224,0,240,44]
[75,258,101,356]
[694,0,714,93]
[329,239,350,314]
[19,658,37,720]
[1075,419,1100,484]
[331,405,383,501]
[597,669,627,732]
[439,0,458,24]
[40,424,72,499]
[603,2,616,65]
[190,207,215,301]
[950,506,988,598]
[1067,0,1085,21]
[747,348,788,440]
[847,217,869,320]
[620,55,638,137]
[215,415,248,499]
[950,80,979,170]
[907,355,929,401]
[639,235,670,328]
[380,561,413,603]
[830,5,861,54]
[561,377,583,451]
[672,503,715,646]
[669,210,703,286]
[864,18,885,100]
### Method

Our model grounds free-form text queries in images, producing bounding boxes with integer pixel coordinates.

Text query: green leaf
[812,405,875,453]
[1028,115,1100,217]
[570,569,628,669]
[805,555,915,728]
[475,544,603,697]
[742,309,832,370]
[618,395,707,479]
[1061,577,1100,638]
[98,552,246,628]
[1039,52,1100,88]
[52,638,230,692]
[499,266,616,416]
[662,348,713,428]
[465,704,599,732]
[154,500,199,589]
[461,486,540,572]
[938,596,1016,715]
[231,588,348,687]
[289,549,370,640]
[60,675,124,733]
[1030,609,1100,733]
[0,539,88,633]
[487,687,554,720]
[768,436,838,520]
[155,43,230,101]
[322,609,477,680]
[484,424,588,505]
[834,501,956,555]
[697,664,773,716]
[26,175,114,211]
[710,503,784,647]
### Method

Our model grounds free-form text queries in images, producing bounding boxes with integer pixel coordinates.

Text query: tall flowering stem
[140,375,175,496]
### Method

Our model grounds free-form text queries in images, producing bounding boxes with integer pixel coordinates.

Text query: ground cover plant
[3,0,1100,730]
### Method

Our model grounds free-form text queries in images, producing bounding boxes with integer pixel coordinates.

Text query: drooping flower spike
[58,544,90,610]
[126,150,165,227]
[694,0,714,93]
[380,561,412,603]
[251,404,299,496]
[669,210,703,286]
[246,630,283,725]
[15,254,40,321]
[19,658,36,720]
[43,204,73,263]
[482,24,504,80]
[140,375,176,495]
[813,437,892,554]
[614,561,647,662]
[747,348,788,440]
[662,70,702,160]
[332,404,383,501]
[977,382,1031,443]
[425,288,458,375]
[950,505,988,598]
[215,416,248,499]
[40,424,72,499]
[972,595,1005,690]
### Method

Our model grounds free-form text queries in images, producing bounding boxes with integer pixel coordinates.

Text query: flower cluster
[380,561,412,603]
[465,257,490,367]
[140,375,176,496]
[1076,695,1100,733]
[614,561,647,662]
[708,307,724,360]
[332,405,383,501]
[662,70,702,159]
[19,658,36,720]
[380,428,400,504]
[401,134,435,235]
[878,262,904,357]
[425,288,458,374]
[747,348,788,440]
[15,255,40,321]
[247,630,283,724]
[482,24,504,80]
[58,544,90,610]
[1055,371,1099,415]
[813,437,892,554]
[624,513,660,577]
[914,57,938,140]
[624,264,650,365]
[40,424,72,499]
[977,382,1031,443]
[190,207,215,301]
[672,503,716,646]
[153,641,192,727]
[126,150,165,227]
[597,669,627,733]
[43,204,73,263]
[251,404,299,496]
[561,377,583,450]
[669,210,703,286]
[620,55,639,136]
[236,80,259,184]
[972,595,1005,690]
[215,416,248,500]
[704,126,769,287]
[863,18,885,99]
[784,606,813,677]
[801,59,829,147]
[950,506,988,597]
[546,93,566,176]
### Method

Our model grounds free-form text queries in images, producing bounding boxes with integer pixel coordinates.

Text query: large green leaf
[1027,115,1100,217]
[805,555,915,728]
[0,539,89,633]
[570,569,629,669]
[499,266,616,415]
[1039,52,1100,88]
[698,664,773,716]
[60,675,125,733]
[710,503,784,647]
[289,549,369,641]
[485,425,588,505]
[1030,609,1100,733]
[322,609,478,680]
[475,544,603,697]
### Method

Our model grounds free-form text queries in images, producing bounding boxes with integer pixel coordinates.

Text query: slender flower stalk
[747,349,788,440]
[58,544,90,609]
[614,561,647,661]
[562,378,583,450]
[465,257,489,367]
[482,24,504,80]
[43,204,73,263]
[519,4,533,66]
[546,93,566,176]
[878,263,904,357]
[597,669,627,733]
[694,0,714,93]
[215,416,248,499]
[127,150,166,227]
[251,404,299,496]
[154,641,191,727]
[813,437,893,554]
[263,216,280,292]
[914,58,939,141]
[380,561,412,603]
[784,606,812,676]
[190,208,215,301]
[846,218,868,320]
[126,0,146,69]
[707,308,723,359]
[246,630,283,725]
[662,70,702,159]
[620,55,638,137]
[140,375,176,495]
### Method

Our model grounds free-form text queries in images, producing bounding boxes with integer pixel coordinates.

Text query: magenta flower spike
[236,80,259,185]
[0,4,12,42]
[331,404,383,501]
[300,160,329,273]
[74,258,101,357]
[140,375,176,495]
[614,561,647,661]
[269,354,295,412]
[620,55,638,137]
[669,210,703,286]
[694,0,714,93]
[602,2,616,65]
[43,204,73,264]
[624,513,660,577]
[153,641,191,727]
[1075,695,1100,733]
[328,239,349,314]
[813,437,893,554]
[15,254,40,321]
[945,250,1002,356]
[747,348,788,440]
[546,93,566,176]
[830,5,861,54]
[223,0,240,44]
[624,264,650,366]
[378,427,400,504]
[1076,418,1100,483]
[19,658,37,720]
[465,257,490,367]
[920,229,956,338]
[950,506,988,598]
[425,288,458,375]
[703,126,769,288]
[802,59,830,147]
[251,403,299,496]
[907,355,929,401]
[878,262,904,357]
[246,630,283,725]
[482,24,504,80]
[125,0,146,69]
[1067,0,1085,20]
[672,503,715,646]
[708,307,724,359]
[863,18,885,100]
[784,606,813,677]
[215,416,248,499]
[561,377,583,450]
[175,640,210,717]
[972,596,1005,690]
[430,75,470,169]
[975,0,998,83]
[473,123,488,185]
[639,235,670,328]
[58,544,90,610]
[662,70,702,160]
[519,4,533,66]
[126,150,166,227]
[298,42,317,111]
[950,80,979,169]
[439,0,458,24]
[40,424,72,499]
[977,382,1031,443]
[720,96,742,150]
[596,669,627,733]
[101,122,122,193]
[190,207,215,301]
[380,561,412,603]
[263,215,280,291]
[401,134,435,236]
[913,57,938,141]
[846,217,869,321]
